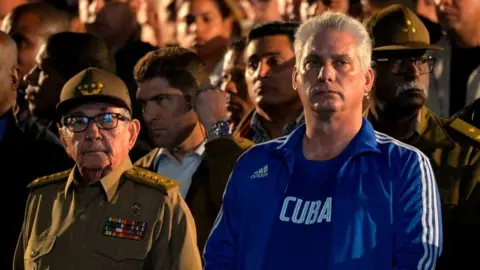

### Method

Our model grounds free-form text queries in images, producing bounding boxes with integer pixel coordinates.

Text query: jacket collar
[366,106,454,149]
[65,157,133,202]
[271,117,381,173]
[416,106,455,149]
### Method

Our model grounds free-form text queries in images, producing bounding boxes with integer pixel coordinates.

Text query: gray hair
[294,12,372,71]
[120,108,132,120]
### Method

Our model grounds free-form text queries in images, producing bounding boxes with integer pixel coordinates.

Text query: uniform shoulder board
[124,167,179,193]
[27,169,71,189]
[449,118,480,144]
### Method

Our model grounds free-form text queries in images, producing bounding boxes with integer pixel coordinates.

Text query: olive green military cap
[57,67,132,115]
[365,4,443,51]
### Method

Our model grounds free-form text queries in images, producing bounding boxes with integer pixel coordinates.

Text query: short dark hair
[247,21,299,46]
[44,32,115,80]
[229,36,247,53]
[134,46,208,95]
[2,2,70,35]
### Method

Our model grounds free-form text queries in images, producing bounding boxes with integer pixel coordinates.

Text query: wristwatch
[207,120,231,138]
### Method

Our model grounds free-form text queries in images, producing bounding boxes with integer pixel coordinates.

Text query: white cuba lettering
[279,196,332,224]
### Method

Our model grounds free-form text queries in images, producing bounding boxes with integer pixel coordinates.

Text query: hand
[194,88,229,131]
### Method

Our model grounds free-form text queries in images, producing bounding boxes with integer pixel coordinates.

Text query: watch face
[209,121,231,137]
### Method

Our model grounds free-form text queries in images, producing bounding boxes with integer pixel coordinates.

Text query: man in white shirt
[133,46,253,254]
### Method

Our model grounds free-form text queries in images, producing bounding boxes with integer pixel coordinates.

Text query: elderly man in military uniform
[364,5,480,270]
[13,67,202,270]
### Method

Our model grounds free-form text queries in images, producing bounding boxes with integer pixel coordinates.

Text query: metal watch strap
[207,120,231,138]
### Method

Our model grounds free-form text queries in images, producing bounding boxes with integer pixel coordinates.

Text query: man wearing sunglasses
[364,5,480,270]
[14,67,202,269]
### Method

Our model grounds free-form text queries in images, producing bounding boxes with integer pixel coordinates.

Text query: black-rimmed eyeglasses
[61,112,131,133]
[373,55,436,75]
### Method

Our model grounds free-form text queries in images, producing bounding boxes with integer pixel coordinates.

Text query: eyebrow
[247,51,282,61]
[138,92,182,101]
[305,53,351,60]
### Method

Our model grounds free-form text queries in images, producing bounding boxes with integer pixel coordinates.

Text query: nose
[317,63,335,82]
[253,60,271,80]
[85,121,102,140]
[142,101,157,122]
[221,77,238,95]
[25,66,39,87]
[404,61,422,80]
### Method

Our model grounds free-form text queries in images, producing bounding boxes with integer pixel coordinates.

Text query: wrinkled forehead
[64,102,124,117]
[301,30,359,61]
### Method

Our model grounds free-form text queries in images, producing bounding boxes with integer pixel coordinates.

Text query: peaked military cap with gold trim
[57,67,132,115]
[364,4,443,52]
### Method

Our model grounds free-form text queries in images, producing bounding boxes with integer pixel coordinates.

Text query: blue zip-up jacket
[204,118,442,270]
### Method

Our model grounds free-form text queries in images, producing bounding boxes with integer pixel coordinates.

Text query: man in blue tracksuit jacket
[203,11,442,270]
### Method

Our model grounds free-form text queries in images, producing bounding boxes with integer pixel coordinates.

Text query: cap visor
[56,95,131,116]
[373,42,443,51]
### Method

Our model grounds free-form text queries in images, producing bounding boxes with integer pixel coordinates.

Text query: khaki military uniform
[13,158,202,270]
[367,107,480,269]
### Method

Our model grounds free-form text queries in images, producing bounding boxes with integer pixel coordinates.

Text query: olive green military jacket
[13,158,202,270]
[367,107,480,270]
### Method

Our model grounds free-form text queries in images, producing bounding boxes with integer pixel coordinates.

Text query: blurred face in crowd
[0,34,20,115]
[79,0,136,46]
[137,77,199,149]
[60,103,139,177]
[176,0,232,59]
[278,0,301,21]
[221,47,253,126]
[245,35,297,108]
[2,11,47,80]
[372,51,432,112]
[155,0,177,46]
[436,0,480,39]
[250,0,283,22]
[300,0,349,22]
[293,30,374,116]
[24,43,65,118]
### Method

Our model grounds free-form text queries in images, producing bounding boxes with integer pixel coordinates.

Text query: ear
[58,127,73,158]
[127,119,141,150]
[292,66,299,92]
[11,66,20,93]
[364,67,375,95]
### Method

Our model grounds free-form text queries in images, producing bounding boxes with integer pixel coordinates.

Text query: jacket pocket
[24,236,56,270]
[91,236,151,269]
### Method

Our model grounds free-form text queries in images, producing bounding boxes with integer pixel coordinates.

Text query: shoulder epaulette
[27,169,71,189]
[449,118,480,144]
[124,167,179,193]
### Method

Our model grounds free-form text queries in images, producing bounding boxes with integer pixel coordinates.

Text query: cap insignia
[77,81,104,96]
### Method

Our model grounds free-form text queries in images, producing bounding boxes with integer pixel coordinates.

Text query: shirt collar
[64,157,133,202]
[155,140,207,163]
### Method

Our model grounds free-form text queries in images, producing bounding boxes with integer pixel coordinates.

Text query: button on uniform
[31,250,38,257]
